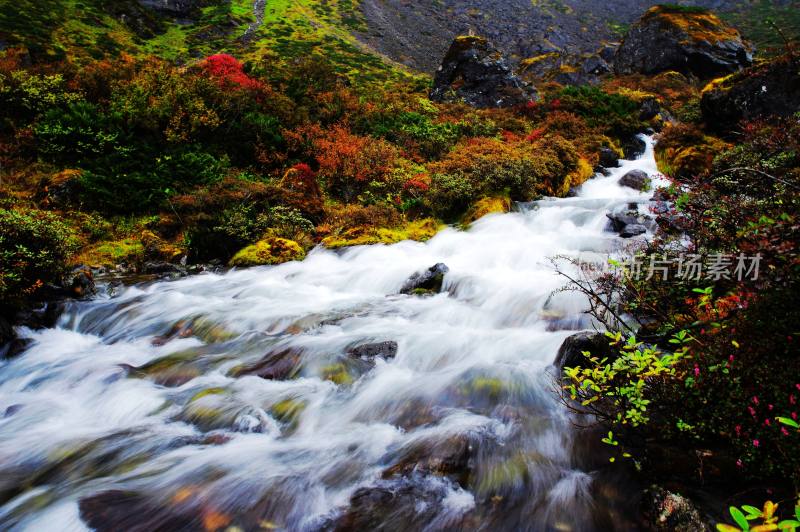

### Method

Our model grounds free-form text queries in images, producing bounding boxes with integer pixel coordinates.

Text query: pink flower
[792,412,798,420]
[790,394,796,405]
[753,439,760,447]
[694,366,700,377]
[782,427,790,436]
[768,404,773,411]
[729,355,735,363]
[764,418,771,426]
[752,396,759,405]
[736,459,743,468]
[735,425,742,436]
[748,406,756,416]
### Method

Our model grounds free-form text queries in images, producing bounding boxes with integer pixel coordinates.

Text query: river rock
[599,147,620,169]
[606,207,654,233]
[641,486,711,531]
[229,348,303,381]
[701,55,800,134]
[347,341,398,361]
[332,474,468,531]
[430,35,537,108]
[620,224,647,238]
[614,6,752,80]
[622,136,647,160]
[554,332,616,372]
[67,265,96,298]
[400,263,449,295]
[618,170,650,191]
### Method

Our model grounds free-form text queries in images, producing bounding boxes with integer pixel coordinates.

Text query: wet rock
[554,331,616,372]
[332,474,469,531]
[599,147,620,169]
[614,6,752,80]
[347,341,398,361]
[622,136,647,160]
[400,263,449,295]
[67,265,96,298]
[606,208,655,233]
[620,224,648,238]
[641,486,711,531]
[382,433,476,486]
[142,261,185,276]
[79,489,199,531]
[618,169,650,191]
[430,35,537,108]
[701,55,800,134]
[229,348,303,381]
[639,97,661,121]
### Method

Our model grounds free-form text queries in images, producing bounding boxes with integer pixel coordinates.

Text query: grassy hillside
[0,0,417,84]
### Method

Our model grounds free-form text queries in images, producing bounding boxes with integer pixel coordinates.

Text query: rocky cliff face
[137,0,203,15]
[614,5,752,79]
[429,35,537,108]
[356,0,747,74]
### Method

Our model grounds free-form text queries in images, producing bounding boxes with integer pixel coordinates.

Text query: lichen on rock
[228,237,305,267]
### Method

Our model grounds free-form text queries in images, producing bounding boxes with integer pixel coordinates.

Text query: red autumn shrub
[201,54,264,92]
[314,125,400,202]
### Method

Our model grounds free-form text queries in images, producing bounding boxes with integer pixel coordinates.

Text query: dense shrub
[314,126,400,202]
[552,85,644,137]
[426,135,581,218]
[0,208,78,304]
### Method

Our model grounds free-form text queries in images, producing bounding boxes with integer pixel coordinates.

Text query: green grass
[720,0,800,55]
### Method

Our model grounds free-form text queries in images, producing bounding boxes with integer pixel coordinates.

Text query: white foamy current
[0,137,665,531]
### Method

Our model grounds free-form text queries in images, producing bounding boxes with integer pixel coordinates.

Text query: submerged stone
[400,263,449,295]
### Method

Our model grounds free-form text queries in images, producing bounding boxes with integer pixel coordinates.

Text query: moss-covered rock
[462,195,512,226]
[228,237,305,267]
[321,218,442,249]
[614,5,752,79]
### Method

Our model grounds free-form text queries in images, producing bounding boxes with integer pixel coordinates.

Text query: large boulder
[701,55,800,134]
[618,169,650,191]
[554,331,616,373]
[430,35,537,108]
[614,6,752,80]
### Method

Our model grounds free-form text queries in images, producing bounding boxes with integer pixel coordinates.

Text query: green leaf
[777,417,800,429]
[730,507,749,531]
[742,506,762,518]
[777,520,800,531]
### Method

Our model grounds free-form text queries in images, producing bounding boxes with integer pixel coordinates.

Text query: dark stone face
[613,8,752,80]
[701,57,800,134]
[429,36,538,108]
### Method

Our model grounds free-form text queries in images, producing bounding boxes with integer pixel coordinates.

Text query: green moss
[462,195,512,226]
[269,397,306,424]
[321,218,442,249]
[80,238,144,266]
[228,237,305,267]
[320,363,354,385]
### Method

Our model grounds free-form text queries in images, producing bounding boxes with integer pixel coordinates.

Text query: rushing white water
[0,137,665,531]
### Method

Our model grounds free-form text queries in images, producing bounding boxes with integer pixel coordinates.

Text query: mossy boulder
[321,219,441,249]
[462,195,512,226]
[701,55,800,134]
[228,237,305,267]
[655,124,729,181]
[614,6,752,80]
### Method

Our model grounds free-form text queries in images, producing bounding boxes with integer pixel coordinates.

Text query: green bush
[77,146,228,214]
[0,209,78,304]
[554,86,643,137]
